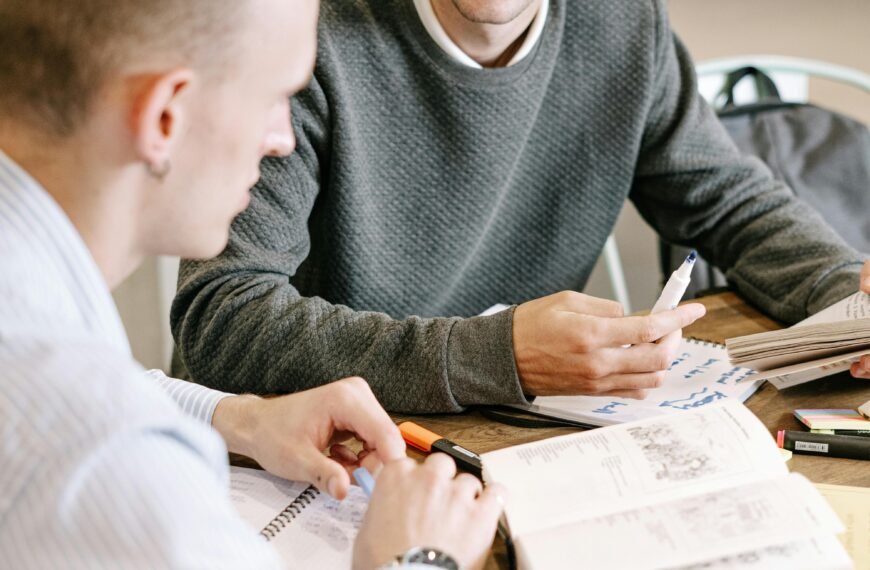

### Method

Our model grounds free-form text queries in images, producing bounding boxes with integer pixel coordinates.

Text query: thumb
[296,445,352,500]
[862,260,870,292]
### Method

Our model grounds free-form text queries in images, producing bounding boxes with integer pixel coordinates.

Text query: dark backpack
[660,67,870,296]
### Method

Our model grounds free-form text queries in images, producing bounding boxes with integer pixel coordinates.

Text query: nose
[263,99,295,157]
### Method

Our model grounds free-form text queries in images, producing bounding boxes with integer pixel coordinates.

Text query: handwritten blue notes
[522,338,764,427]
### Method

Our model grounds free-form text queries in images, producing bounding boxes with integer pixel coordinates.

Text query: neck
[430,0,541,68]
[0,128,145,290]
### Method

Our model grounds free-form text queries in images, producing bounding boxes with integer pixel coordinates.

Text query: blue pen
[353,467,376,497]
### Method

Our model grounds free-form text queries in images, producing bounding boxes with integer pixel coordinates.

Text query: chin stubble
[449,0,538,25]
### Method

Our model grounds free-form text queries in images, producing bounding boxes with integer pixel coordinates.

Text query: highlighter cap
[399,421,441,452]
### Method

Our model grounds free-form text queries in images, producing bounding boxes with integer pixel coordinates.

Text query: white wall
[112,257,178,370]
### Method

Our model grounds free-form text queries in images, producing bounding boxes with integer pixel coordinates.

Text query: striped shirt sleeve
[144,369,231,425]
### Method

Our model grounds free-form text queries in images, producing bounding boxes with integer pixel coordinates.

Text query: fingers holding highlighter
[352,456,506,570]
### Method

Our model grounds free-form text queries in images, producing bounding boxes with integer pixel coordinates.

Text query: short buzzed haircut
[0,0,243,137]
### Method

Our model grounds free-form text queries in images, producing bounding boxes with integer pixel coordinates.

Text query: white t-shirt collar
[412,0,549,69]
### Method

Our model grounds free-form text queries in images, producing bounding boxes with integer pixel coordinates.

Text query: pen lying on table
[398,421,483,478]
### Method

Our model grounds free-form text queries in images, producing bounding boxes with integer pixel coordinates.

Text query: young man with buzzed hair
[172,0,866,412]
[0,1,503,568]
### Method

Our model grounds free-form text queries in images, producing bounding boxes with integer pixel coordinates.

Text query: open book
[229,466,367,568]
[816,483,870,569]
[482,401,852,570]
[512,338,763,427]
[726,292,870,389]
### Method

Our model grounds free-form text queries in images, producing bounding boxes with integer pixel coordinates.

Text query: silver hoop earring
[146,159,171,181]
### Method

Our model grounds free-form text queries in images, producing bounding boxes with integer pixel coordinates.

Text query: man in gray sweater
[173,0,864,413]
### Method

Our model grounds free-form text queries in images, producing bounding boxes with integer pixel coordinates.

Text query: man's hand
[851,260,870,379]
[353,454,505,570]
[513,291,706,398]
[212,377,406,500]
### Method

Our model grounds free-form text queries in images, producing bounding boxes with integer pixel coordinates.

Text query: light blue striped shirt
[0,150,283,568]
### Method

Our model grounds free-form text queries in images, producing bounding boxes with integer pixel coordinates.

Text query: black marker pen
[778,430,870,461]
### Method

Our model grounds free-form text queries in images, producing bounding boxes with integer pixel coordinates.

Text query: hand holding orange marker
[398,421,483,479]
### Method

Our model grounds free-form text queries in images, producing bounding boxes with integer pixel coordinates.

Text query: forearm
[631,9,864,323]
[643,176,864,323]
[172,272,527,413]
[806,264,863,315]
[699,183,863,323]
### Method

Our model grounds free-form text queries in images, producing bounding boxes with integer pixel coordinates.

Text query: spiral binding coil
[260,486,320,540]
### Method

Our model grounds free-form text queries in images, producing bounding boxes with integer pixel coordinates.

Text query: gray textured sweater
[172,0,863,413]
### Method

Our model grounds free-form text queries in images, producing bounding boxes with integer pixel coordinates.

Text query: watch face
[403,547,460,570]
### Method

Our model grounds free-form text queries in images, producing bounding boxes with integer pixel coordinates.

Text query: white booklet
[513,337,763,427]
[727,292,870,389]
[482,401,852,570]
[229,466,368,568]
[816,483,870,569]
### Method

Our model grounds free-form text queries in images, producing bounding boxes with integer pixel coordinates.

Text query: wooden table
[398,292,870,485]
[394,292,870,569]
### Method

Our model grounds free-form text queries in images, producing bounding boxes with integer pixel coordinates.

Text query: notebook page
[229,466,310,531]
[749,348,869,389]
[516,473,845,570]
[797,292,870,327]
[524,338,762,426]
[482,401,787,538]
[669,536,852,570]
[816,483,870,569]
[269,485,368,568]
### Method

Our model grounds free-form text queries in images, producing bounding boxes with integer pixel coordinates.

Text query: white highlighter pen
[651,251,697,314]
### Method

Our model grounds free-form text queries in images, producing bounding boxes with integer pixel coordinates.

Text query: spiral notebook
[513,337,765,427]
[229,466,367,567]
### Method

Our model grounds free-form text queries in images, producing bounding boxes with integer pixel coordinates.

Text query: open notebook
[514,337,764,426]
[229,466,367,568]
[816,483,870,569]
[483,401,853,570]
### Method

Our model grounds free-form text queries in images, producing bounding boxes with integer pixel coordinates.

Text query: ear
[130,69,194,171]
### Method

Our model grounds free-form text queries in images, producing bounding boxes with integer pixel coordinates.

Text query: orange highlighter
[399,421,483,478]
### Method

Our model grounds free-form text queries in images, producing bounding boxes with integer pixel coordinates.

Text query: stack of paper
[726,292,870,389]
[726,319,870,370]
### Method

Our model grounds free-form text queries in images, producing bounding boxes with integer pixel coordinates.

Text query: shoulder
[561,0,663,41]
[556,0,668,82]
[562,0,661,25]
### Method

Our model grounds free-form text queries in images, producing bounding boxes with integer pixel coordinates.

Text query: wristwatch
[393,546,460,569]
